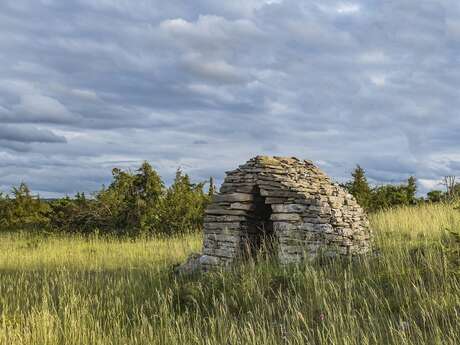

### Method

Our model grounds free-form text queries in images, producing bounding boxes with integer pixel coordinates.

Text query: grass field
[1,203,459,345]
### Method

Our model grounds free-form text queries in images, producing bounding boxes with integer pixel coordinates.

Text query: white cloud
[419,179,442,192]
[336,3,360,14]
[71,89,99,101]
[370,75,386,86]
[10,94,77,123]
[187,84,236,103]
[159,15,262,51]
[359,51,387,64]
[265,100,293,115]
[0,124,67,143]
[183,55,249,84]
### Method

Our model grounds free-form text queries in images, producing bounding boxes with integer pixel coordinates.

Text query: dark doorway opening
[243,186,275,258]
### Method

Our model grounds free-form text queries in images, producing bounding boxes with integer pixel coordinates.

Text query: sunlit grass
[370,202,460,239]
[0,232,200,270]
[1,203,459,345]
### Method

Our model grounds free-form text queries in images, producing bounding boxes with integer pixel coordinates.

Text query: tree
[133,161,164,231]
[0,192,10,230]
[4,183,50,231]
[0,162,210,236]
[442,176,457,200]
[406,176,417,205]
[349,165,371,210]
[370,185,409,211]
[208,176,217,197]
[98,161,164,234]
[427,190,444,203]
[453,183,460,198]
[152,169,209,235]
[135,162,164,206]
[98,167,137,232]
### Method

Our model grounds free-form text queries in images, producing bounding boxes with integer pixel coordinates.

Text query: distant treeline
[0,162,455,234]
[0,162,215,235]
[342,165,456,212]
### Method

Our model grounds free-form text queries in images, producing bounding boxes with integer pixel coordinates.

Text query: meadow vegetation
[0,162,450,238]
[0,162,214,236]
[1,203,459,345]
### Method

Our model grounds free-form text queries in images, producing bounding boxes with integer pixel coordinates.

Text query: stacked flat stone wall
[196,156,372,270]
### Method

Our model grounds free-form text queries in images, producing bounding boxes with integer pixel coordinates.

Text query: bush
[151,169,211,235]
[343,166,419,212]
[0,183,50,232]
[0,162,214,236]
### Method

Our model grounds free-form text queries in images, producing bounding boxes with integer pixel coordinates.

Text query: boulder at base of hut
[174,253,220,275]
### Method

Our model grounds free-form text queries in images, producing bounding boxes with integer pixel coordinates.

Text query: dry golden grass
[1,203,459,345]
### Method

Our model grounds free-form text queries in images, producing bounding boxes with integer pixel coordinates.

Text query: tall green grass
[1,203,459,345]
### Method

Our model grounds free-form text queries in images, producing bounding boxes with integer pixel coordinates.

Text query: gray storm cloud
[0,125,66,143]
[1,0,460,196]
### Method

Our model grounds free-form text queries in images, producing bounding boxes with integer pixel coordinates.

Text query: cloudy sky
[1,0,459,197]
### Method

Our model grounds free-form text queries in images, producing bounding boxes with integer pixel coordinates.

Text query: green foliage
[0,162,212,236]
[427,190,445,203]
[406,176,417,204]
[370,184,412,211]
[345,170,421,212]
[0,183,50,231]
[48,193,99,233]
[348,165,371,209]
[426,182,460,204]
[151,169,211,235]
[92,162,165,235]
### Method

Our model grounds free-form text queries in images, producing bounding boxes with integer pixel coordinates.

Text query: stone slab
[271,204,307,213]
[213,193,254,203]
[270,213,301,221]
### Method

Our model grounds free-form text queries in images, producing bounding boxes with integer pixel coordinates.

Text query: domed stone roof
[188,156,372,271]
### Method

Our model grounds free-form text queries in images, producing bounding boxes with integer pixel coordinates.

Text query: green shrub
[0,162,214,236]
[0,183,50,232]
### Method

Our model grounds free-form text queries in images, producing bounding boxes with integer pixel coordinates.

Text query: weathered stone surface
[204,215,247,222]
[260,189,298,198]
[206,234,240,244]
[205,208,248,216]
[230,202,255,211]
[213,193,254,203]
[270,213,301,221]
[204,222,242,230]
[273,221,297,231]
[265,197,288,204]
[271,204,307,213]
[182,155,372,271]
[220,184,255,193]
[175,253,202,275]
[175,253,221,275]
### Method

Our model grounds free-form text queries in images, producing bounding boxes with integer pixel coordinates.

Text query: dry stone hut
[190,156,372,271]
